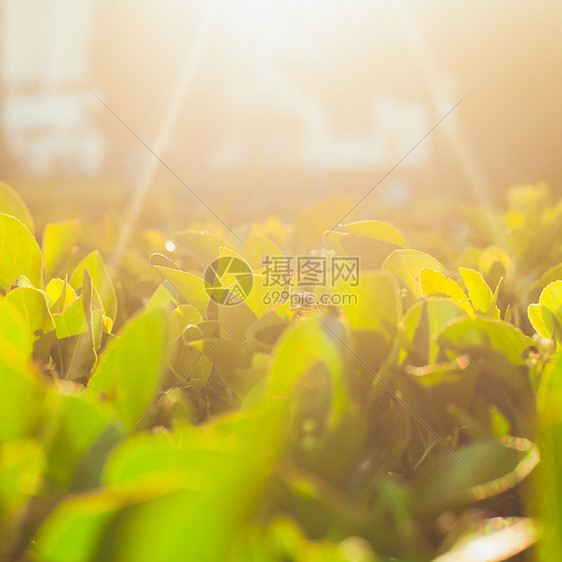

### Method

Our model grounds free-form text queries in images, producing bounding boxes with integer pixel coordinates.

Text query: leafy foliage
[0,180,559,560]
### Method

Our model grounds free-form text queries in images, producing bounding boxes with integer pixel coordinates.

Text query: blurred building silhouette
[1,0,105,176]
[1,0,561,207]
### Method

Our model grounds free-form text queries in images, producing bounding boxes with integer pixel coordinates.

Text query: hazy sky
[1,0,561,202]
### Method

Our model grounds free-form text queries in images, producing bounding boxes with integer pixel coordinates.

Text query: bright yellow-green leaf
[36,418,274,562]
[219,246,248,264]
[528,304,555,339]
[170,304,203,340]
[0,181,34,233]
[382,249,444,298]
[323,221,408,269]
[35,491,122,562]
[539,281,562,317]
[46,278,77,312]
[401,297,467,364]
[269,318,346,423]
[537,352,562,558]
[154,266,208,315]
[0,439,45,512]
[53,296,89,339]
[420,267,474,317]
[490,405,510,439]
[337,272,398,333]
[0,299,43,443]
[81,269,103,360]
[437,318,529,365]
[88,309,169,428]
[16,276,34,289]
[70,251,117,322]
[478,245,512,275]
[42,387,118,485]
[241,232,283,271]
[528,281,562,342]
[0,213,43,290]
[459,267,494,313]
[4,287,55,339]
[237,273,271,318]
[145,283,178,313]
[42,220,79,276]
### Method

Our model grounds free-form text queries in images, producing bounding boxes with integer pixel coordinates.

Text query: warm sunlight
[0,1,561,560]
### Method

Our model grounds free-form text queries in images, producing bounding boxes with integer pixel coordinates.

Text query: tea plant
[0,179,560,561]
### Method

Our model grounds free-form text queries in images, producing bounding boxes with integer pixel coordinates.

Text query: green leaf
[148,252,177,269]
[88,309,169,428]
[37,418,277,562]
[241,232,283,271]
[0,439,45,513]
[237,274,275,318]
[53,297,88,339]
[413,437,538,517]
[217,300,256,343]
[383,249,444,298]
[34,491,122,562]
[401,297,467,364]
[539,281,562,317]
[245,309,290,353]
[145,283,177,314]
[434,517,538,562]
[459,267,494,313]
[0,299,43,442]
[324,221,408,269]
[170,304,203,340]
[154,266,208,316]
[490,405,510,438]
[537,352,562,558]
[43,388,119,485]
[478,249,508,293]
[437,318,529,365]
[42,220,80,276]
[46,278,77,313]
[0,181,34,233]
[529,281,562,341]
[478,245,512,275]
[81,269,103,362]
[169,334,213,396]
[420,267,473,316]
[70,251,117,322]
[528,304,555,339]
[337,271,398,334]
[268,318,346,424]
[0,213,43,290]
[191,337,253,398]
[4,287,55,340]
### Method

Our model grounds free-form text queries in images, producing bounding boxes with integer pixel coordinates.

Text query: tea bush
[0,180,561,561]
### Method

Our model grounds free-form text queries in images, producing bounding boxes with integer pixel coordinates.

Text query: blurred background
[1,0,561,223]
